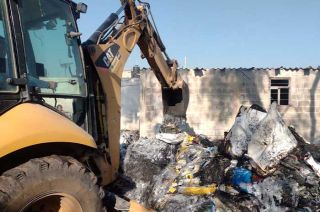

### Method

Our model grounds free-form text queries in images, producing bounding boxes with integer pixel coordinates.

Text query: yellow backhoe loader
[0,0,188,211]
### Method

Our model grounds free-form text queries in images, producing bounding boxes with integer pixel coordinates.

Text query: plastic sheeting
[248,102,297,175]
[225,105,267,158]
[110,104,320,211]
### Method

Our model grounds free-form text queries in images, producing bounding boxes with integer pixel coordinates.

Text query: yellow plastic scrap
[185,135,195,144]
[168,181,178,194]
[186,173,193,179]
[175,168,181,174]
[179,184,217,196]
[168,186,177,194]
[176,146,188,157]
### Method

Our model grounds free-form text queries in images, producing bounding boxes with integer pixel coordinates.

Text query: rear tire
[0,155,106,212]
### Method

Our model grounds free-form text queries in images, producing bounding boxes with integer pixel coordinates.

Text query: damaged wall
[123,68,320,144]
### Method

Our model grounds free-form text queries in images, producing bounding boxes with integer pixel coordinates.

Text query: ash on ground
[109,103,320,211]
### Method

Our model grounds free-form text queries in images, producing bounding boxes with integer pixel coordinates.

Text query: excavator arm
[135,1,189,115]
[82,0,188,185]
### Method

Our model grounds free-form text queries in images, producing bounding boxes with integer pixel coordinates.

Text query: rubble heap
[110,103,320,211]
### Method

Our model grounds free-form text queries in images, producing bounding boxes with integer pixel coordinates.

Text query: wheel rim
[21,193,83,212]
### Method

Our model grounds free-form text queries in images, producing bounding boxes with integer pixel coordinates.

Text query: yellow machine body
[0,103,97,158]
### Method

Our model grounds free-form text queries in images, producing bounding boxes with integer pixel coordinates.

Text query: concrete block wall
[139,72,164,137]
[121,78,141,130]
[138,68,320,144]
[272,69,320,143]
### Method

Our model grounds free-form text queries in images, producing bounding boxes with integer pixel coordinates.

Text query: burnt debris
[110,103,320,211]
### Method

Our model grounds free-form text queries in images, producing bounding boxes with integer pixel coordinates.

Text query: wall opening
[270,79,289,105]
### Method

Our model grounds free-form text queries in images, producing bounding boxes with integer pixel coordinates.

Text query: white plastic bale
[155,133,186,145]
[248,102,297,175]
[226,106,267,157]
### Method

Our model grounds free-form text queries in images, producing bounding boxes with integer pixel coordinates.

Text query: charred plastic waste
[110,103,320,211]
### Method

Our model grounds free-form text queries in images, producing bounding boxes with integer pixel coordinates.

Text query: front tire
[0,155,106,212]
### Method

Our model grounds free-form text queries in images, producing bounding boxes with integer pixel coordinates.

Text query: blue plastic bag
[231,167,252,192]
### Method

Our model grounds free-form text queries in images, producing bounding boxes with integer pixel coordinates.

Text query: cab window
[0,1,17,93]
[18,0,86,96]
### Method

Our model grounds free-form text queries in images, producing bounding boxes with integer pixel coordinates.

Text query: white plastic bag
[248,102,297,175]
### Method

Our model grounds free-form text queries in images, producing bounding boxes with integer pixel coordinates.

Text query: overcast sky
[77,0,320,69]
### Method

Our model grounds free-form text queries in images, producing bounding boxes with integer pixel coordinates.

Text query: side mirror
[76,3,88,13]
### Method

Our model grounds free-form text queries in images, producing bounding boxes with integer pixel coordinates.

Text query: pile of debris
[110,103,320,211]
[119,130,140,163]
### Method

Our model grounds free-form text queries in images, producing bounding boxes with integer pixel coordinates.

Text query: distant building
[122,70,132,79]
[132,65,140,78]
[123,65,145,79]
[121,67,320,144]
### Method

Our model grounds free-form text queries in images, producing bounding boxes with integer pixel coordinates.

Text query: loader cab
[0,0,90,128]
[0,0,20,111]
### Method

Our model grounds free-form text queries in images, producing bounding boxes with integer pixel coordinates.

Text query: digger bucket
[162,80,189,118]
